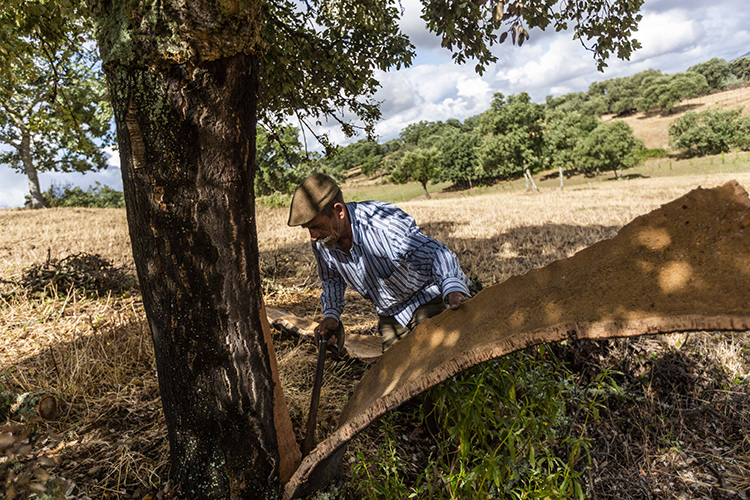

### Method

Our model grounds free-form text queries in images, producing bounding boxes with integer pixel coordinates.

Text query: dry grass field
[602,85,750,150]
[2,164,750,498]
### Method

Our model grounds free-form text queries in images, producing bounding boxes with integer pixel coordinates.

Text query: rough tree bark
[421,180,431,199]
[88,2,300,498]
[21,130,46,208]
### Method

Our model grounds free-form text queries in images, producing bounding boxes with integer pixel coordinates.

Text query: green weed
[353,346,621,499]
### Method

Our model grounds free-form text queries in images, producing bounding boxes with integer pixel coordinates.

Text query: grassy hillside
[341,149,750,203]
[603,85,750,150]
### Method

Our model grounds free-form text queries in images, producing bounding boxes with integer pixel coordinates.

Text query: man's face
[303,211,341,248]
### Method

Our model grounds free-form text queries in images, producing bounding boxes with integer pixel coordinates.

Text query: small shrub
[42,182,125,208]
[257,191,293,208]
[637,148,669,160]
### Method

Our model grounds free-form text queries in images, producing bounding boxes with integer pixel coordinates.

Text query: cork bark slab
[283,181,750,499]
[266,306,383,362]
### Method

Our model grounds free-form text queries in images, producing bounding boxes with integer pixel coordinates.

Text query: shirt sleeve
[387,208,470,299]
[312,243,346,320]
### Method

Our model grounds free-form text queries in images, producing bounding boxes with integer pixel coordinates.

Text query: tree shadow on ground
[609,173,651,181]
[285,183,750,498]
[0,310,168,500]
[261,220,623,304]
[4,204,749,500]
[636,102,704,119]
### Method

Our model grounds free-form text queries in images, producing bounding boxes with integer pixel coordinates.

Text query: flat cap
[287,173,341,226]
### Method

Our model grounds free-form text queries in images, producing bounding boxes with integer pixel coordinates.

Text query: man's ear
[333,202,346,220]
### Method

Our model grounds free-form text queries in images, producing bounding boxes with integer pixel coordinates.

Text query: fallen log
[266,306,383,362]
[283,181,750,499]
[0,390,60,421]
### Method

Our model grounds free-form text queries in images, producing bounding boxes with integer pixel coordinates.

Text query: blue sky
[2,0,750,208]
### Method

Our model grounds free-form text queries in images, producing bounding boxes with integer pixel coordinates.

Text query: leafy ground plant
[353,345,620,499]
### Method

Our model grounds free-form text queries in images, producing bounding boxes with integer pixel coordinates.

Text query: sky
[2,0,749,208]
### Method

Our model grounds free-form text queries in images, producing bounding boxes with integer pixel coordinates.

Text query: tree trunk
[100,46,299,500]
[559,166,564,190]
[524,169,538,191]
[21,131,46,209]
[421,181,431,199]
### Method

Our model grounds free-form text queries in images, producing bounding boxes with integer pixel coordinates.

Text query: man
[288,173,470,353]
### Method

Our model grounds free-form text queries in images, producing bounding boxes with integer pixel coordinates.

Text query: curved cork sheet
[260,304,301,484]
[283,181,750,499]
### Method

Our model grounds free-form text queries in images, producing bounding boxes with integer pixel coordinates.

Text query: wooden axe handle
[302,331,328,457]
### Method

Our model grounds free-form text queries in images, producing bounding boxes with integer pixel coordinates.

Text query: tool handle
[302,331,328,457]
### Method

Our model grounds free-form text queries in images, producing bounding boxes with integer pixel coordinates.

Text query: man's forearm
[320,278,346,320]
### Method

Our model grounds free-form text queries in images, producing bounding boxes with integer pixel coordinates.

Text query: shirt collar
[347,202,361,248]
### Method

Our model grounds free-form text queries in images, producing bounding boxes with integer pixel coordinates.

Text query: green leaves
[729,56,750,82]
[543,108,598,170]
[574,120,644,178]
[687,57,731,91]
[258,0,414,149]
[668,108,745,157]
[421,0,643,74]
[638,72,709,114]
[351,346,618,499]
[0,0,113,202]
[476,92,545,179]
[389,147,442,195]
[259,0,645,148]
[255,125,326,196]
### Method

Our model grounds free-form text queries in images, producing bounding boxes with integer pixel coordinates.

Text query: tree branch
[0,131,20,149]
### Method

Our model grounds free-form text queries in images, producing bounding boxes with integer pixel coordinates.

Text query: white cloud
[372,62,498,139]
[630,11,703,62]
[0,149,123,209]
[456,75,492,102]
[0,176,29,209]
[499,38,594,96]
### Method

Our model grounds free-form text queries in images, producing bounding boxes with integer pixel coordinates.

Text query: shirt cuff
[323,309,341,322]
[441,277,470,299]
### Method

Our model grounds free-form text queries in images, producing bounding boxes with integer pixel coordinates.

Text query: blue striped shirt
[312,200,469,327]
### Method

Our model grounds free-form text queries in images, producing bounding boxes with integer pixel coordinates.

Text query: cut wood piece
[0,391,60,421]
[266,306,383,362]
[283,181,750,499]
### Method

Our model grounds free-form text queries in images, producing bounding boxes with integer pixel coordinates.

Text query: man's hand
[314,317,340,347]
[446,291,469,310]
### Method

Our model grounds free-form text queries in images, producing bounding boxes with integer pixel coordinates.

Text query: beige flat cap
[287,173,341,226]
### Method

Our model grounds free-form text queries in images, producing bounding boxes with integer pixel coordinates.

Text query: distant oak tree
[688,57,731,91]
[575,120,644,179]
[0,0,113,208]
[477,92,545,181]
[83,0,646,497]
[669,108,744,157]
[389,147,442,198]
